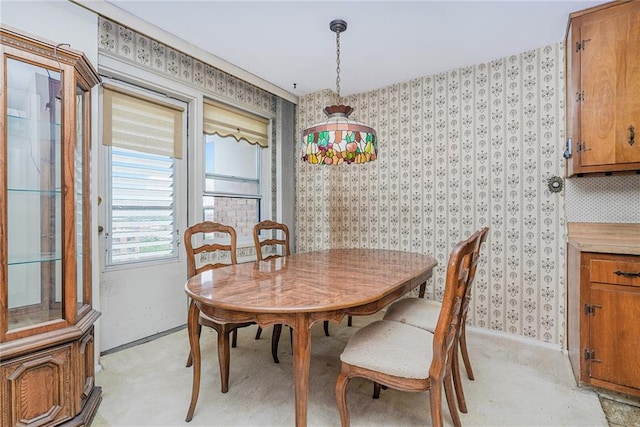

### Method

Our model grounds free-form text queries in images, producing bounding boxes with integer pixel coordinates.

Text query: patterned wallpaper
[297,45,567,345]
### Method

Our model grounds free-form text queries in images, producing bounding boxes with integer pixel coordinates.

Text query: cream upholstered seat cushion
[340,320,433,379]
[383,298,441,332]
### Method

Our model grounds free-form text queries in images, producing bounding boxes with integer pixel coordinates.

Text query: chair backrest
[184,221,237,279]
[460,227,489,324]
[428,229,482,381]
[253,220,290,261]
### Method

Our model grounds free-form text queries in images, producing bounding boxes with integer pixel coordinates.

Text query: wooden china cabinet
[0,27,102,425]
[565,0,640,176]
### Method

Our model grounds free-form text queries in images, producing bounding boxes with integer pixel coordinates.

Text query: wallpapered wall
[297,45,568,345]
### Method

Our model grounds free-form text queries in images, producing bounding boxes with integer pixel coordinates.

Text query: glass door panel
[75,85,87,310]
[6,57,63,330]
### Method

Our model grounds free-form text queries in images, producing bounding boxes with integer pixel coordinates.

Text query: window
[103,85,184,266]
[203,134,261,240]
[203,100,270,242]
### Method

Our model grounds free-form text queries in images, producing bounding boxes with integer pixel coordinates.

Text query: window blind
[109,148,176,264]
[203,99,269,147]
[103,85,183,159]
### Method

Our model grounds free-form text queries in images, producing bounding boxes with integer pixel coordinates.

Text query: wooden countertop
[567,222,640,255]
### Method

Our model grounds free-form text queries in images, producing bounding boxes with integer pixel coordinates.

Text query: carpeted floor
[93,312,610,426]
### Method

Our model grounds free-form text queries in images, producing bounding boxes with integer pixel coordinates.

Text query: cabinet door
[0,344,73,426]
[589,284,640,390]
[580,1,640,167]
[77,328,96,409]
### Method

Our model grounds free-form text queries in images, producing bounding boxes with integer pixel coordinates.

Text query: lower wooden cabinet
[567,244,640,397]
[0,326,102,427]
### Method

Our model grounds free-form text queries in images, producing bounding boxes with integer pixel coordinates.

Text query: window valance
[203,99,269,147]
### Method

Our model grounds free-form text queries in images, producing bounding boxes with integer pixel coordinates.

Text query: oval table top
[185,248,438,314]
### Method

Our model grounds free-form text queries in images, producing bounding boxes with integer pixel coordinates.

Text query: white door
[98,82,188,352]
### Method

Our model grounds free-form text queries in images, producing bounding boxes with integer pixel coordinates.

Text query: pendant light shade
[301,20,378,165]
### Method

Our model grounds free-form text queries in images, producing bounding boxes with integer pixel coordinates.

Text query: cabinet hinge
[584,348,602,363]
[576,39,591,52]
[576,91,585,102]
[584,303,600,316]
[563,138,572,159]
[576,142,592,153]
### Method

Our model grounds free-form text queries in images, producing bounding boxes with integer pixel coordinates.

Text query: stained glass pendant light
[301,19,378,165]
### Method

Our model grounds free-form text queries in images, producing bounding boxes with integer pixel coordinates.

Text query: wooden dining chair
[184,221,254,392]
[382,226,489,413]
[335,231,480,427]
[252,220,331,363]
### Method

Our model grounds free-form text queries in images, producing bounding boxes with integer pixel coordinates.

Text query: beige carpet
[93,312,608,426]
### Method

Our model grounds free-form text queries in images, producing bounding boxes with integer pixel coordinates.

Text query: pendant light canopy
[301,20,378,165]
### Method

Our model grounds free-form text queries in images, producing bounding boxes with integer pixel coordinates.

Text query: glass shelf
[7,188,61,194]
[7,116,60,137]
[8,252,61,266]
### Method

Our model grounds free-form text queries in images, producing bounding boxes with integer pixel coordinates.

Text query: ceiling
[102,0,606,99]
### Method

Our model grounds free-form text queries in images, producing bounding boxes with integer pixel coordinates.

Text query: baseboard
[100,324,186,356]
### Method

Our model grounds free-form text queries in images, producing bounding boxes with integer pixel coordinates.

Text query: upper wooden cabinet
[0,27,102,425]
[565,0,640,176]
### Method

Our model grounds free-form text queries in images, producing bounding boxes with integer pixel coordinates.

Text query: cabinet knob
[629,125,635,146]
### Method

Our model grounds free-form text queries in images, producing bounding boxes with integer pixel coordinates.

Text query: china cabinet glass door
[75,84,90,313]
[6,57,63,330]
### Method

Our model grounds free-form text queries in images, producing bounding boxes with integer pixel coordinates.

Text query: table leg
[186,300,201,422]
[292,313,311,427]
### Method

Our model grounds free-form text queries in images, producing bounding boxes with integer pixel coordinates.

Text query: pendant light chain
[335,29,341,98]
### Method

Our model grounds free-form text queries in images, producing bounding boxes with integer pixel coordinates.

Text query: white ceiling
[103,0,605,99]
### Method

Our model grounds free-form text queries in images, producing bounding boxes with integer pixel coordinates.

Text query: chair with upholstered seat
[383,227,489,413]
[184,221,254,393]
[335,230,481,427]
[253,220,330,363]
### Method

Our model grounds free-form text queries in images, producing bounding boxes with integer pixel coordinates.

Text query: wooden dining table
[184,248,437,427]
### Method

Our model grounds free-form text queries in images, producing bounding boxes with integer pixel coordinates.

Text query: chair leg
[217,324,232,393]
[444,370,462,427]
[255,326,263,339]
[460,322,475,380]
[231,328,238,348]
[289,327,293,351]
[271,324,282,363]
[335,369,351,427]
[186,323,202,368]
[324,320,330,336]
[347,316,352,327]
[372,382,381,399]
[429,379,444,427]
[452,339,468,413]
[419,281,426,298]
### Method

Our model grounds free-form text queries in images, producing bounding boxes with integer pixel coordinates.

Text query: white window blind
[103,85,183,159]
[203,99,269,147]
[109,148,176,264]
